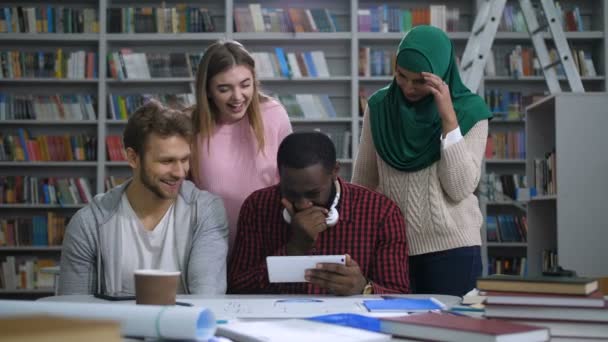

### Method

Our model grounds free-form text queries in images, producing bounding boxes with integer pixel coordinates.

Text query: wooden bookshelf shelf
[485,159,526,164]
[529,195,558,201]
[105,161,129,167]
[490,118,525,124]
[0,204,85,209]
[0,120,98,125]
[485,76,605,82]
[233,32,351,40]
[358,32,470,40]
[106,33,225,41]
[0,79,98,84]
[0,162,97,167]
[105,78,194,84]
[487,242,528,247]
[494,31,604,40]
[0,33,99,41]
[0,247,62,252]
[259,76,351,82]
[359,76,393,82]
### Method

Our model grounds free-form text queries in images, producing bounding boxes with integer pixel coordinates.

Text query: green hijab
[368,25,492,172]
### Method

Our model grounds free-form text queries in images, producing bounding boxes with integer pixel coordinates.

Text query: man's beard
[139,167,176,200]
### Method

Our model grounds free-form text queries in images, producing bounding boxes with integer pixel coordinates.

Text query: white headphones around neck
[282,180,341,227]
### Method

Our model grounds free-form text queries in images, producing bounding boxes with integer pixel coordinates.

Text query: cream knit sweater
[352,108,488,256]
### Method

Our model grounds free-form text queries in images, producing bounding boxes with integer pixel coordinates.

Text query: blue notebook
[363,297,446,312]
[309,313,381,332]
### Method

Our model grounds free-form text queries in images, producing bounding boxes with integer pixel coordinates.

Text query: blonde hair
[190,40,268,184]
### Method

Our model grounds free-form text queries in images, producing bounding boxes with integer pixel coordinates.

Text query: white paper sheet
[189,297,369,319]
[0,300,216,340]
[217,319,391,342]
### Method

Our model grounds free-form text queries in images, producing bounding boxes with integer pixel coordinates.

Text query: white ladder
[460,0,584,94]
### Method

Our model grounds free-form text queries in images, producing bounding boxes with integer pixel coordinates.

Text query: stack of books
[478,275,608,341]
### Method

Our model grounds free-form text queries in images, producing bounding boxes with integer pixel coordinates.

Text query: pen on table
[175,301,193,307]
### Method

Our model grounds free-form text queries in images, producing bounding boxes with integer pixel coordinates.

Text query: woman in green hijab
[352,25,492,296]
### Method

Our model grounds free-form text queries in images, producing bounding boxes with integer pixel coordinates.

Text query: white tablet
[266,255,346,283]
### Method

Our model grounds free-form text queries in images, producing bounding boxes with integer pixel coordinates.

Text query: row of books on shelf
[533,151,556,196]
[1,49,600,82]
[487,214,528,243]
[485,131,526,160]
[0,176,93,205]
[108,50,200,80]
[484,89,529,119]
[478,274,607,340]
[485,46,597,78]
[0,3,597,35]
[487,256,527,276]
[0,50,98,79]
[0,6,98,34]
[0,213,67,247]
[107,6,215,34]
[498,4,589,32]
[234,6,342,33]
[480,173,527,202]
[315,128,351,160]
[252,49,330,78]
[0,130,96,162]
[358,4,459,33]
[106,136,127,162]
[108,93,194,120]
[278,94,338,119]
[0,256,57,291]
[0,94,97,121]
[358,47,395,77]
[1,91,341,121]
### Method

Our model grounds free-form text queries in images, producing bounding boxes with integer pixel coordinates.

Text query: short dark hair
[277,132,336,172]
[123,100,193,156]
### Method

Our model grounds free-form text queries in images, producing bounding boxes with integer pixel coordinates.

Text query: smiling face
[130,133,191,200]
[207,65,255,124]
[394,65,431,102]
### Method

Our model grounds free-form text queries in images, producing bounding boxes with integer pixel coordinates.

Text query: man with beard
[59,101,228,295]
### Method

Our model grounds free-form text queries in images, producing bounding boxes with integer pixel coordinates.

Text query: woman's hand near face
[421,72,458,135]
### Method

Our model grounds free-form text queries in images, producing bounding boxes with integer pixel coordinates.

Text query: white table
[40,294,460,318]
[39,294,461,341]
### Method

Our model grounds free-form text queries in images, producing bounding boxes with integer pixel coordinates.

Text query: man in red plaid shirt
[228,132,409,295]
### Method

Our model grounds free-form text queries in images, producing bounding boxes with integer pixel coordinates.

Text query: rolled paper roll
[0,300,216,340]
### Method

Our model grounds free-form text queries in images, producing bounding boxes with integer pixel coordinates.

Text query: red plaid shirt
[228,178,409,294]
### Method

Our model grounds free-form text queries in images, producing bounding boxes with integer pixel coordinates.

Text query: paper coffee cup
[134,269,181,305]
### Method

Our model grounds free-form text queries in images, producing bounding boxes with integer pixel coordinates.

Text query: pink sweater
[192,99,292,251]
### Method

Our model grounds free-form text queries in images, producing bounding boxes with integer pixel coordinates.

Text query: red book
[484,290,605,308]
[485,136,494,159]
[380,313,549,342]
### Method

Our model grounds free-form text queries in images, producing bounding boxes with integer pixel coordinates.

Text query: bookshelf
[477,0,608,276]
[0,0,606,294]
[525,93,608,278]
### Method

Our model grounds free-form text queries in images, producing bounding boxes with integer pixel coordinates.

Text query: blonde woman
[190,40,292,252]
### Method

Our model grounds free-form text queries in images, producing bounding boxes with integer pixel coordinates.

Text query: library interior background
[0,0,607,300]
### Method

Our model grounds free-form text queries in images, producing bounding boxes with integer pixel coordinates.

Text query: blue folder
[362,297,446,312]
[309,313,381,332]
